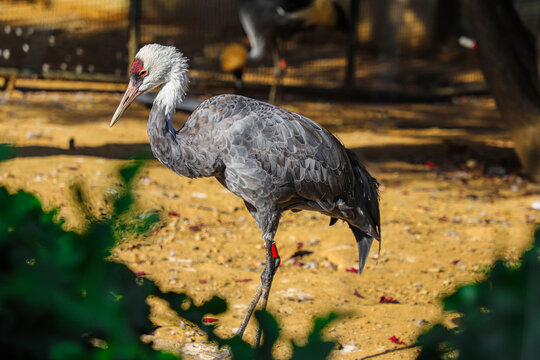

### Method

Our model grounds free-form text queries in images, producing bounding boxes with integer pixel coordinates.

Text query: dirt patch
[0,90,538,359]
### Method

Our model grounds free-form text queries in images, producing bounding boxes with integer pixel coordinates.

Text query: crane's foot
[235,240,280,347]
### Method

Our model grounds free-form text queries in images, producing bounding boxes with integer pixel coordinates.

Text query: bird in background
[220,43,249,92]
[221,0,349,102]
[111,44,380,349]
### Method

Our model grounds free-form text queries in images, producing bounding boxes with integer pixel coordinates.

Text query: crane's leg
[235,205,280,348]
[235,236,281,341]
[253,238,280,348]
[236,284,262,337]
[269,41,285,104]
[215,238,279,360]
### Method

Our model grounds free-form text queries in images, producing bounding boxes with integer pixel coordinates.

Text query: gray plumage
[111,44,380,343]
[150,94,380,258]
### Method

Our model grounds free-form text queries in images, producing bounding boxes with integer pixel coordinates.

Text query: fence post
[345,0,360,89]
[128,0,141,73]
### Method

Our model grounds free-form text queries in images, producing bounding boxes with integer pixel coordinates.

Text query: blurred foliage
[0,156,174,360]
[0,145,338,359]
[0,143,15,160]
[417,225,540,360]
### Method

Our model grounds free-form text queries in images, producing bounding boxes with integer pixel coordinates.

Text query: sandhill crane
[222,0,349,102]
[111,44,380,348]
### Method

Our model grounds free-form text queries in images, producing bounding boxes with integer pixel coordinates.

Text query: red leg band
[271,242,279,259]
[264,241,280,259]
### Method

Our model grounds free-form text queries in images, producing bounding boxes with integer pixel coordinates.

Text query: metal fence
[0,0,489,98]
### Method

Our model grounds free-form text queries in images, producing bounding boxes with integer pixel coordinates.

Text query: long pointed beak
[110,81,141,127]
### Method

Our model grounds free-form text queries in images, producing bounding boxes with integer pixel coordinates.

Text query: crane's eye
[139,69,148,77]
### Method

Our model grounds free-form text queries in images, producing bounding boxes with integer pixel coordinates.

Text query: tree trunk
[464,0,540,180]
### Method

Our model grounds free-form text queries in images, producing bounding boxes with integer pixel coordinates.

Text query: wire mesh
[0,0,129,80]
[0,0,491,97]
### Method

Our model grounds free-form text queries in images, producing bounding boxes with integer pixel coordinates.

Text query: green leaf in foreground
[0,160,175,360]
[0,143,15,161]
[290,313,338,360]
[417,225,540,360]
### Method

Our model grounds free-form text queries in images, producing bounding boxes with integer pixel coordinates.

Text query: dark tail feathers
[345,149,380,274]
[345,149,381,241]
[350,225,373,274]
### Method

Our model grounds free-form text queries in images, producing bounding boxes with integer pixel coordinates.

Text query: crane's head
[111,44,188,127]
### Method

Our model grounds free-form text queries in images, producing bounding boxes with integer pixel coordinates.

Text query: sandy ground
[0,89,539,359]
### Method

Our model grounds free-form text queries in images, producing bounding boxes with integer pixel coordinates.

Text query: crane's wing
[250,100,354,208]
[195,95,353,211]
[185,94,379,238]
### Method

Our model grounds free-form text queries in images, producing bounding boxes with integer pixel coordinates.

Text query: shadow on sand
[10,138,519,173]
[12,143,154,160]
[353,139,519,171]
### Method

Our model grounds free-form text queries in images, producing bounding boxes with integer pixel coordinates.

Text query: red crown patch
[131,59,144,73]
